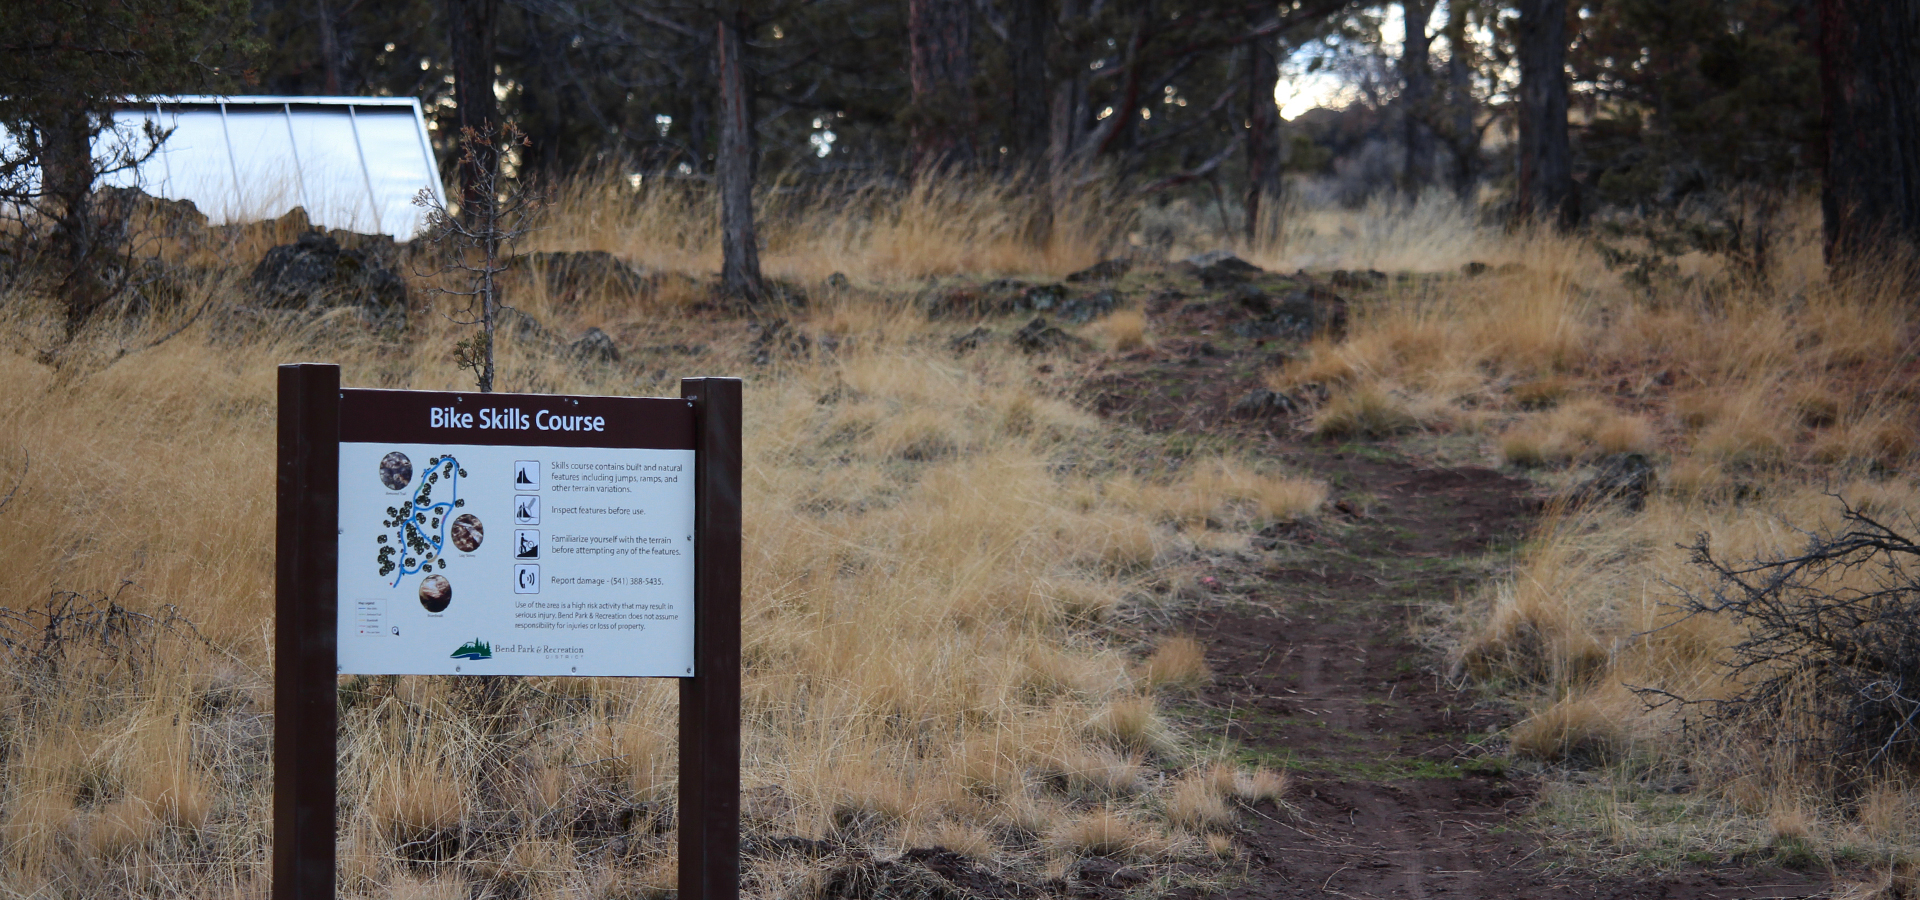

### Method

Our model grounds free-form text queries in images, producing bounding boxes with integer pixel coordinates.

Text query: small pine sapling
[413,124,543,394]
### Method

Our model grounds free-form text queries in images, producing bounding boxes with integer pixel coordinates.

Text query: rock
[97,187,208,237]
[265,205,313,234]
[1183,249,1257,270]
[1221,283,1348,341]
[926,279,1047,319]
[1230,388,1299,419]
[1276,286,1349,339]
[1074,857,1148,888]
[509,250,651,304]
[1012,316,1089,354]
[816,852,969,900]
[1230,284,1273,316]
[1562,452,1657,510]
[1175,251,1267,289]
[567,327,620,363]
[824,271,852,290]
[923,288,986,319]
[1020,282,1068,311]
[249,230,407,326]
[948,326,992,354]
[924,280,1110,322]
[1330,268,1387,290]
[900,847,1027,898]
[1184,251,1265,290]
[501,308,553,344]
[748,317,811,365]
[808,846,1041,900]
[1065,257,1133,283]
[1461,261,1491,277]
[1058,288,1121,324]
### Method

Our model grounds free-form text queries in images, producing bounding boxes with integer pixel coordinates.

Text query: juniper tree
[0,0,253,338]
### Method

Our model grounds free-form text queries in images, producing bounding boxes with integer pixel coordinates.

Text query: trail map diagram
[374,454,466,586]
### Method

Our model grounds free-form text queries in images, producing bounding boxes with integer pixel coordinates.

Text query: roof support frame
[217,100,244,219]
[344,105,384,235]
[282,103,313,218]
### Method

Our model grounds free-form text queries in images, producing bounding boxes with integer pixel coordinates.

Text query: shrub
[1657,500,1920,779]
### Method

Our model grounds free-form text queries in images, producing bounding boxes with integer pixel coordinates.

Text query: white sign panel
[335,390,697,676]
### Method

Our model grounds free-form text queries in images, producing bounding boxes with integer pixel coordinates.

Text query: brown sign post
[273,363,741,900]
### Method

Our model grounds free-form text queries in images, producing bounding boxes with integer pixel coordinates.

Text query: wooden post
[274,363,341,900]
[677,377,742,900]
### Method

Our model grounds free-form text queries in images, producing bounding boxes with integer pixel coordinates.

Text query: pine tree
[0,0,254,338]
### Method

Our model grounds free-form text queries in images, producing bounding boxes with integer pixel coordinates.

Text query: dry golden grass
[0,174,1325,898]
[1311,385,1420,438]
[1137,636,1212,692]
[1163,770,1233,833]
[1087,309,1151,352]
[1233,767,1289,805]
[1115,457,1326,529]
[1262,198,1913,482]
[541,171,1126,285]
[1498,398,1658,466]
[1046,807,1167,860]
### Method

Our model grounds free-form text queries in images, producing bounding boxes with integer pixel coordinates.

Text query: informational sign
[279,367,740,900]
[335,389,697,676]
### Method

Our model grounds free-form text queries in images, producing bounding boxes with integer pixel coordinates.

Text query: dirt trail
[1063,268,1834,898]
[1173,452,1830,900]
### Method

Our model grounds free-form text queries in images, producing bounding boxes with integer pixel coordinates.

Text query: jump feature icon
[514,460,540,490]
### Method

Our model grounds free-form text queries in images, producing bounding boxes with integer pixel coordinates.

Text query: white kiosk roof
[95,96,445,239]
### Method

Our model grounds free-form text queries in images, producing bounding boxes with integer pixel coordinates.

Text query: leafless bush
[0,584,205,711]
[1649,499,1920,778]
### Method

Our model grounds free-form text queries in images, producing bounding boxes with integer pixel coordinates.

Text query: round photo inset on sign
[450,513,484,552]
[419,574,453,613]
[379,451,413,491]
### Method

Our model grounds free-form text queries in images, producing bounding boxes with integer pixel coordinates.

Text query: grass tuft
[1137,636,1212,692]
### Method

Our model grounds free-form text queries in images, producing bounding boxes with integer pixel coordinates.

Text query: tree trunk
[1818,0,1920,265]
[1399,0,1437,194]
[715,11,763,298]
[1443,0,1478,200]
[1244,30,1283,244]
[41,99,109,339]
[907,0,974,173]
[1008,0,1049,165]
[1515,0,1575,228]
[444,0,499,216]
[316,0,344,94]
[1009,0,1052,245]
[1047,0,1089,203]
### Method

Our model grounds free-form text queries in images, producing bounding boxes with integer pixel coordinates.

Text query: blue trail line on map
[390,454,462,587]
